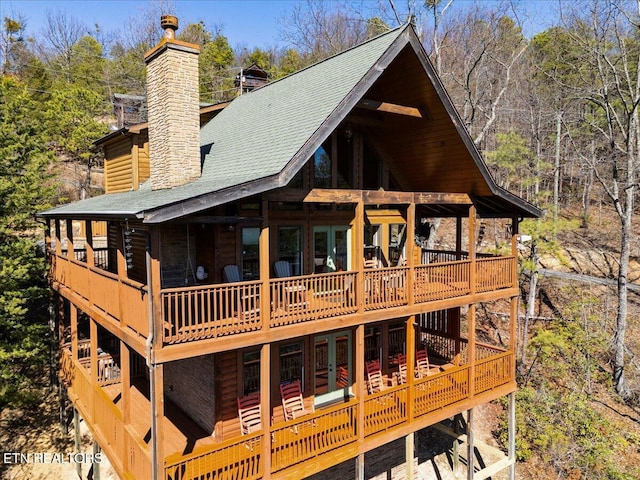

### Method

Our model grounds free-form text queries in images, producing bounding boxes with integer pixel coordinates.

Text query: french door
[314,330,352,406]
[313,226,350,273]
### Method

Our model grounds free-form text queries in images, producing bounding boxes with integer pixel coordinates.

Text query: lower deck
[61,329,515,480]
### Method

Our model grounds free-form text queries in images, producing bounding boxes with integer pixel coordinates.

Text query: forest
[0,0,638,478]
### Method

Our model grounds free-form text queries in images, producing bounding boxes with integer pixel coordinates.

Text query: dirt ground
[0,390,117,480]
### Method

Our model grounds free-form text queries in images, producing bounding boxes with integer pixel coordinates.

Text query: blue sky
[1,0,556,50]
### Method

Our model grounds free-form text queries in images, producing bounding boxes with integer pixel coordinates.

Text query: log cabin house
[41,16,541,480]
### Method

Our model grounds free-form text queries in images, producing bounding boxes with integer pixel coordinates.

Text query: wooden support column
[508,392,516,480]
[146,226,164,480]
[92,442,101,480]
[117,223,129,328]
[355,200,365,314]
[149,228,163,350]
[468,304,476,398]
[260,200,270,332]
[355,453,365,480]
[260,343,272,479]
[468,206,476,294]
[74,407,82,479]
[85,220,95,267]
[150,363,165,480]
[456,216,463,260]
[54,219,62,256]
[66,219,74,259]
[406,432,415,480]
[467,408,475,480]
[406,315,415,422]
[120,341,131,474]
[356,324,365,443]
[407,203,415,306]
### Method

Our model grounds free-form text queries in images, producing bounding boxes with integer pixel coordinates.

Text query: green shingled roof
[41,25,409,221]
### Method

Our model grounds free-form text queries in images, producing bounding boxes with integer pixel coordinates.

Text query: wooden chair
[223,264,242,283]
[280,379,314,422]
[337,366,349,388]
[365,360,386,394]
[273,260,292,278]
[363,257,379,268]
[396,354,407,385]
[238,392,262,435]
[416,349,439,378]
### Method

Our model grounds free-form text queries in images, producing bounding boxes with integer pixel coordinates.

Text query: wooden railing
[270,271,357,327]
[414,260,471,303]
[165,432,262,480]
[476,256,515,293]
[363,267,408,310]
[52,253,148,338]
[53,250,516,346]
[364,384,408,437]
[61,343,513,480]
[271,401,358,472]
[162,281,262,344]
[413,367,470,418]
[61,351,151,479]
[474,351,512,394]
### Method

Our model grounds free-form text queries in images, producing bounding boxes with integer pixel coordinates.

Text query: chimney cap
[161,15,178,39]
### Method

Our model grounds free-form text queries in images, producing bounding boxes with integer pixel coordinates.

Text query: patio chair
[280,379,314,422]
[337,366,350,388]
[365,360,386,394]
[223,264,242,283]
[273,260,292,278]
[238,392,262,435]
[396,354,407,385]
[416,349,439,377]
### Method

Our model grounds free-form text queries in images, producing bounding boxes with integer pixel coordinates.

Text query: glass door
[314,330,352,406]
[313,226,350,273]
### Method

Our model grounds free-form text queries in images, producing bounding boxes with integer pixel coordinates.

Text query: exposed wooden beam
[304,189,472,206]
[357,99,424,118]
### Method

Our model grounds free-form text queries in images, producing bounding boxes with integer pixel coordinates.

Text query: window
[241,227,260,280]
[365,326,381,363]
[242,350,260,395]
[280,342,304,385]
[337,134,353,188]
[362,141,382,190]
[388,223,407,266]
[388,322,405,366]
[278,226,303,275]
[313,140,332,188]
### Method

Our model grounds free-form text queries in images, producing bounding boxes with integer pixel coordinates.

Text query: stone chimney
[144,15,201,190]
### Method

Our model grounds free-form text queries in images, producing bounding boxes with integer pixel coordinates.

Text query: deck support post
[467,408,474,480]
[73,407,81,479]
[406,432,415,480]
[92,441,101,480]
[355,453,365,480]
[452,415,461,476]
[356,324,365,445]
[508,391,516,480]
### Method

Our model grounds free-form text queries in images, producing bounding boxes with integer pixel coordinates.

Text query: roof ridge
[255,24,409,91]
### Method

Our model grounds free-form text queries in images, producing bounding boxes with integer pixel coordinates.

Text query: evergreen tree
[0,76,56,407]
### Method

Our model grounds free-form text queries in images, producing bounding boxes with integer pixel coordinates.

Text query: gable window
[337,133,353,188]
[362,141,382,190]
[313,139,332,188]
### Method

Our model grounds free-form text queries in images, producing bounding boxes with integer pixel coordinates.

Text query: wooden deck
[61,343,514,480]
[52,253,516,348]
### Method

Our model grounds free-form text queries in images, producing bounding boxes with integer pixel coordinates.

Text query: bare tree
[279,0,377,61]
[566,0,639,399]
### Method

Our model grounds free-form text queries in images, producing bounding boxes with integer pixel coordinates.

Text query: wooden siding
[104,140,134,193]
